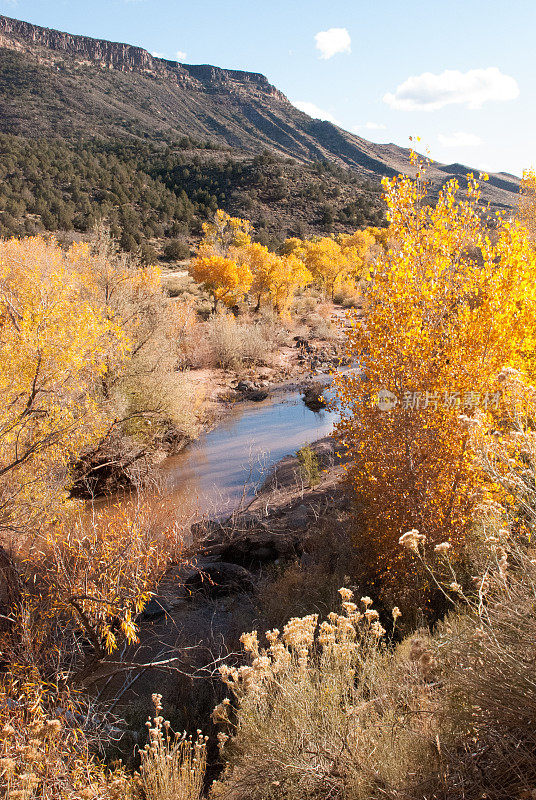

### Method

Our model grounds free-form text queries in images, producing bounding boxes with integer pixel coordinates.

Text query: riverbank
[95,436,355,760]
[72,303,350,498]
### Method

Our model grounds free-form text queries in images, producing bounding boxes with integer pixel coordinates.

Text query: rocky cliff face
[0,13,287,101]
[0,14,159,72]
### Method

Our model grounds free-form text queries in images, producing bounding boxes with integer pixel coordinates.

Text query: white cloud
[437,131,483,147]
[292,100,339,124]
[383,67,519,111]
[355,122,387,131]
[152,50,187,61]
[314,28,351,60]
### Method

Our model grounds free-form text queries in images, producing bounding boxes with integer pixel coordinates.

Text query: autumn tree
[246,242,311,312]
[73,227,199,453]
[245,242,277,311]
[0,236,129,536]
[338,227,377,283]
[190,254,253,309]
[268,254,312,313]
[198,208,252,256]
[12,503,184,684]
[334,161,536,598]
[191,209,253,308]
[293,237,356,299]
[519,167,536,242]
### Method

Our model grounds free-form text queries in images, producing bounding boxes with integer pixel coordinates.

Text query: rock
[293,336,313,353]
[140,597,172,620]
[217,528,301,564]
[285,503,309,529]
[302,385,327,411]
[236,380,255,393]
[185,562,255,596]
[218,388,242,403]
[235,380,268,402]
[247,389,269,402]
[258,369,274,380]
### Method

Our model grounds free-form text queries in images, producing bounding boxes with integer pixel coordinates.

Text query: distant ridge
[0,13,520,211]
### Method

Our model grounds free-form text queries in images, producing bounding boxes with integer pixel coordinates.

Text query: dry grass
[429,533,536,800]
[204,313,279,370]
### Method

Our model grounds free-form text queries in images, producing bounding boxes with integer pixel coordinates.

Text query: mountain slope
[0,13,520,213]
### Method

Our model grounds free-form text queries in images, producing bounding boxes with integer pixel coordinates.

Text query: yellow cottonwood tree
[519,167,536,242]
[198,208,252,256]
[246,242,311,312]
[0,236,129,536]
[244,242,277,311]
[334,160,536,592]
[299,237,355,298]
[268,253,312,313]
[190,254,253,309]
[191,209,253,307]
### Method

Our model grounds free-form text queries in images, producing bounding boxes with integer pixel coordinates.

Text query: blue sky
[1,0,534,176]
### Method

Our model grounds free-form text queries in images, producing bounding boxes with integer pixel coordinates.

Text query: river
[132,382,339,526]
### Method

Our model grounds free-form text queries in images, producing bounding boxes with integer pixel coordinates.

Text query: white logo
[376,389,398,411]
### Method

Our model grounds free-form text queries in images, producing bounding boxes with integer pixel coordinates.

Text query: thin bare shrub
[205,313,275,370]
[140,694,207,800]
[0,677,134,800]
[2,503,185,686]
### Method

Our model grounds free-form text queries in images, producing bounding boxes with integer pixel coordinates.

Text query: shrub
[163,238,191,261]
[334,158,536,599]
[140,694,206,800]
[434,572,536,800]
[119,371,203,445]
[0,678,134,800]
[307,312,336,340]
[297,444,321,486]
[205,314,275,370]
[212,590,436,800]
[0,235,128,534]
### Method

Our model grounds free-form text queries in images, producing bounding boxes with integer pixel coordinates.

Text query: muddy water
[131,384,338,525]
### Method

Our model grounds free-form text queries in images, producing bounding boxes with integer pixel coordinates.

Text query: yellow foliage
[190,210,256,307]
[0,236,129,535]
[269,254,312,313]
[198,208,252,257]
[296,237,358,298]
[334,160,536,592]
[28,503,182,659]
[0,677,134,799]
[364,225,390,250]
[519,167,536,242]
[246,242,311,312]
[190,253,253,308]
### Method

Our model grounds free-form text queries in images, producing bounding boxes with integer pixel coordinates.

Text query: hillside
[0,14,521,251]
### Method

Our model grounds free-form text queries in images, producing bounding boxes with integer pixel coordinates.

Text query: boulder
[216,528,301,565]
[302,385,327,411]
[140,597,172,620]
[185,562,255,596]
